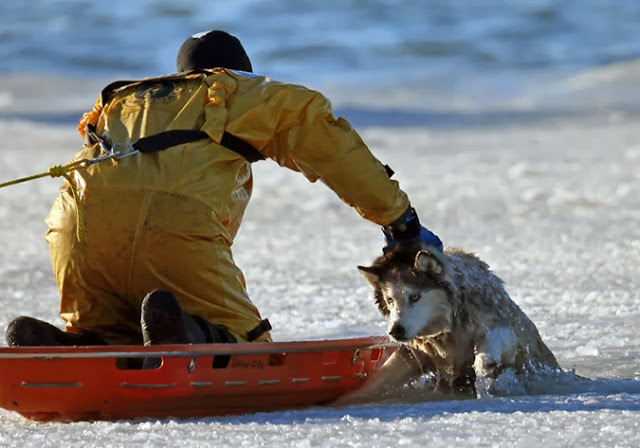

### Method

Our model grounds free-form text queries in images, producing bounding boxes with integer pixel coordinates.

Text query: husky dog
[340,244,561,403]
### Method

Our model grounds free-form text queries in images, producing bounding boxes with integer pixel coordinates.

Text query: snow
[0,78,639,446]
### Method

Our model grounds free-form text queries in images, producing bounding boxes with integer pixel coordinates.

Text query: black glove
[382,207,443,252]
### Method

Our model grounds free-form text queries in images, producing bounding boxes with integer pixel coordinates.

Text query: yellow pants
[45,188,271,345]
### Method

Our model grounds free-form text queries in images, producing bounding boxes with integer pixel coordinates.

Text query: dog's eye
[386,297,394,306]
[408,293,421,304]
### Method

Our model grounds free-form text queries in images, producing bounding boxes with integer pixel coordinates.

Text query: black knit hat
[176,30,253,73]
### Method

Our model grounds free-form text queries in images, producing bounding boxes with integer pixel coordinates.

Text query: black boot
[140,289,210,346]
[140,289,212,369]
[6,316,106,347]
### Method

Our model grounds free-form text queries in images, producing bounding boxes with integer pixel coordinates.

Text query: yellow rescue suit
[45,69,410,344]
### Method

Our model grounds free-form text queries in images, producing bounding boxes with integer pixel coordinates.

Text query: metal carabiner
[84,143,140,166]
[111,143,140,160]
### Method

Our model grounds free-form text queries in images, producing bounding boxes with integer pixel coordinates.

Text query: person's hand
[382,207,443,252]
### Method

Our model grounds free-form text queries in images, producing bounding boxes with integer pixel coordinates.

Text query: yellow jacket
[77,69,409,231]
[47,69,409,343]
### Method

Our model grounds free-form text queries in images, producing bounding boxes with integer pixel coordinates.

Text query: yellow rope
[0,158,90,241]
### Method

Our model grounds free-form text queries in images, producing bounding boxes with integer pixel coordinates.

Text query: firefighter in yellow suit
[6,30,442,348]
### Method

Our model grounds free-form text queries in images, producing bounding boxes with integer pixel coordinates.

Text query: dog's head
[358,244,455,342]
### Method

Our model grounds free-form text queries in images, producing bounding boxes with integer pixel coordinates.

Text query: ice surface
[0,73,639,446]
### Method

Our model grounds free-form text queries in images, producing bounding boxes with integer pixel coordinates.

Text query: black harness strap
[86,125,263,163]
[133,129,263,162]
[220,132,265,162]
[246,319,272,342]
[384,164,394,178]
[132,130,210,153]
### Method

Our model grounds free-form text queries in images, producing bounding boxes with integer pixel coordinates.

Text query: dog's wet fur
[339,243,561,403]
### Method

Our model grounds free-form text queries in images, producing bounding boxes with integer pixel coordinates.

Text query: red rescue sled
[0,335,395,421]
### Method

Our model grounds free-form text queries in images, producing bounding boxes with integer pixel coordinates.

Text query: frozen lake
[1,1,639,441]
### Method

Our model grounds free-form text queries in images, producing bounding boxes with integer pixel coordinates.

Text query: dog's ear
[358,266,389,316]
[357,265,381,286]
[414,250,444,276]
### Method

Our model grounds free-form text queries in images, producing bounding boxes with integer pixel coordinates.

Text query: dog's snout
[389,323,406,340]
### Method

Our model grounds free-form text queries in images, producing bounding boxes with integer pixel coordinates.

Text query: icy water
[0,1,639,447]
[3,1,640,80]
